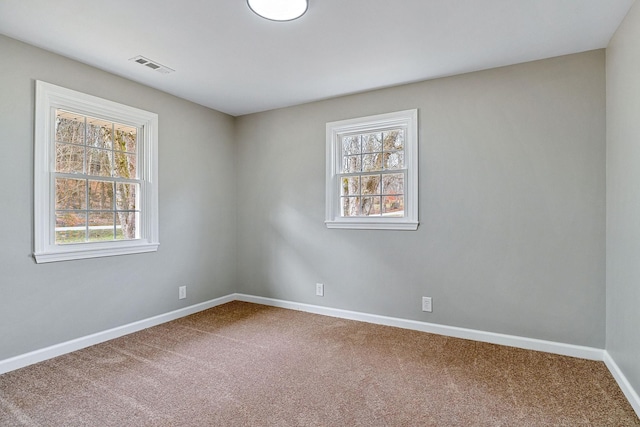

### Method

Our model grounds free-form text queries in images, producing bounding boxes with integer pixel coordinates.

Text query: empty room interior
[1,0,640,425]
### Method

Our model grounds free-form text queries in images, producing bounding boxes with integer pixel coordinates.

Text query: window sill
[34,241,159,263]
[325,220,419,231]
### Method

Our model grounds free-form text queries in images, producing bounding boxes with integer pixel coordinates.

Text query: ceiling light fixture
[247,0,308,21]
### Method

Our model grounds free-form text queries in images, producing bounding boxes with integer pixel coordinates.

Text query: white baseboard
[0,294,235,375]
[2,292,637,420]
[604,351,640,418]
[234,294,605,361]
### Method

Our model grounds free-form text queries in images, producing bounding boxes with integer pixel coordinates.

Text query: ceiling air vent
[129,55,175,74]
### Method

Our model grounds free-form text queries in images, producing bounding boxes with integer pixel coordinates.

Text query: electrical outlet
[179,286,187,300]
[316,283,324,297]
[422,296,432,312]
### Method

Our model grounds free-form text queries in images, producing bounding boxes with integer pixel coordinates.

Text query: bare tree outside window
[340,129,405,218]
[54,110,139,244]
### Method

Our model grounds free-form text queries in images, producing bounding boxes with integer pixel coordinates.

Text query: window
[34,81,159,263]
[325,109,418,230]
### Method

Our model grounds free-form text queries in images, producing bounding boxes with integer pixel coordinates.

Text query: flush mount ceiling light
[247,0,308,21]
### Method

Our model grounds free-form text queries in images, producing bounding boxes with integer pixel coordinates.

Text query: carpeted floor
[0,301,638,426]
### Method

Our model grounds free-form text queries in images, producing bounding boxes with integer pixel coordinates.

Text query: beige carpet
[0,301,638,426]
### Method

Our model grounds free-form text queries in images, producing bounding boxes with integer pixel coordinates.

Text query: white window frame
[325,109,419,230]
[34,81,159,263]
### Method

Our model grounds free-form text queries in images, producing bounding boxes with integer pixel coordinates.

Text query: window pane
[341,197,360,217]
[362,153,382,172]
[55,142,84,173]
[342,155,361,173]
[383,151,404,170]
[341,176,360,196]
[361,132,382,153]
[361,196,381,216]
[116,183,138,211]
[88,212,115,242]
[86,118,113,149]
[86,148,113,177]
[116,211,138,240]
[115,182,138,240]
[114,125,137,153]
[55,178,86,210]
[55,111,85,144]
[383,129,404,151]
[383,196,404,217]
[114,151,136,179]
[361,174,381,195]
[89,180,114,210]
[383,174,404,195]
[55,211,86,244]
[342,135,361,155]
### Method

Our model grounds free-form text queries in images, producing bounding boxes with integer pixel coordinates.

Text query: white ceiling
[0,0,634,116]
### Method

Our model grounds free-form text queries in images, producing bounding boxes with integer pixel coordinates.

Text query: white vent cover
[129,55,175,74]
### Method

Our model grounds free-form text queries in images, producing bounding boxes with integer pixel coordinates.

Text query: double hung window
[325,109,419,230]
[34,81,159,263]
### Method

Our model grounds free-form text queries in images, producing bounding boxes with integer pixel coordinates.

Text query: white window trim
[34,81,159,263]
[325,109,419,230]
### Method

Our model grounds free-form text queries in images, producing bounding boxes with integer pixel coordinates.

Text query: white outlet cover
[316,283,324,297]
[422,297,432,312]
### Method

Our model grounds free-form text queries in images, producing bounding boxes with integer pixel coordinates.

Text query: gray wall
[0,35,237,360]
[236,50,606,348]
[606,0,640,399]
[0,33,609,361]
